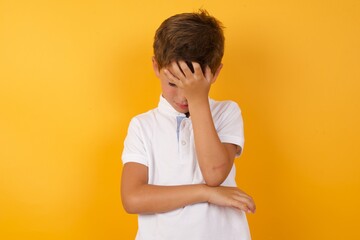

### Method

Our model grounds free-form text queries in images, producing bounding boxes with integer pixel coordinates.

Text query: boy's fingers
[192,62,203,77]
[231,200,250,213]
[164,69,182,87]
[204,66,213,83]
[234,200,255,213]
[234,193,256,213]
[170,61,186,80]
[178,61,193,77]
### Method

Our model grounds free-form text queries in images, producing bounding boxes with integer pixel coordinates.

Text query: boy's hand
[207,186,256,214]
[164,61,213,104]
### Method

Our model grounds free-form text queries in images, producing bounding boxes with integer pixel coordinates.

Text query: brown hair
[153,9,225,74]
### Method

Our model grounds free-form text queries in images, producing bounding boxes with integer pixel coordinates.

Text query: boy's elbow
[203,164,231,187]
[205,178,224,187]
[203,165,230,187]
[122,203,137,214]
[203,175,225,187]
[205,181,222,187]
[122,194,142,214]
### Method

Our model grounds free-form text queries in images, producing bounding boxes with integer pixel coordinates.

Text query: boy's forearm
[122,182,256,215]
[122,184,208,214]
[189,99,233,186]
[121,162,255,215]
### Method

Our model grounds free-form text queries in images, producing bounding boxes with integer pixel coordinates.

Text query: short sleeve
[217,102,244,157]
[121,117,148,166]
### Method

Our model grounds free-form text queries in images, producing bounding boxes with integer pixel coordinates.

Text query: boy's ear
[210,63,223,84]
[152,56,160,77]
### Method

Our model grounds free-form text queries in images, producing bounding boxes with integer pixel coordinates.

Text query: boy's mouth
[176,103,188,109]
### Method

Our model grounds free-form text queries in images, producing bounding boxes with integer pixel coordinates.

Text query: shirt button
[181,140,186,145]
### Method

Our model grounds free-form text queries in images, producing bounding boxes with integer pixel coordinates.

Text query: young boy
[121,9,256,240]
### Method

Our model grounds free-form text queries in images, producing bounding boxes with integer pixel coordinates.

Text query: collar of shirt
[158,95,187,117]
[158,95,213,117]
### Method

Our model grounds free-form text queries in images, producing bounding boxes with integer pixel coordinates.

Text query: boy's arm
[190,99,239,186]
[121,162,255,214]
[164,61,239,186]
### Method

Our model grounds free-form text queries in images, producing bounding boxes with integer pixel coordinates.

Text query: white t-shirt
[122,96,251,240]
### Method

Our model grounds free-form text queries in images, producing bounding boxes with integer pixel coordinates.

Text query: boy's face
[152,57,222,114]
[152,59,189,113]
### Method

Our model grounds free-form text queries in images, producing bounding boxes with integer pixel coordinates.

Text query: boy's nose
[177,90,187,103]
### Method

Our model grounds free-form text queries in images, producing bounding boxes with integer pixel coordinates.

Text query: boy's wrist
[186,91,208,102]
[199,184,211,203]
[188,96,210,113]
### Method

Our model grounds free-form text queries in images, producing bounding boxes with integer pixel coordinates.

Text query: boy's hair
[153,9,225,74]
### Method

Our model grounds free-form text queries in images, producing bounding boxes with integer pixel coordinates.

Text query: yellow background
[1,0,359,239]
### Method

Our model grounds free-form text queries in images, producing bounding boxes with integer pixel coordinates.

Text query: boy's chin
[174,105,189,113]
[176,109,189,114]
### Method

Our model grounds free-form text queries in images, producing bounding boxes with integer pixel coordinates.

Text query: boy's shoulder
[210,98,242,115]
[129,107,157,122]
[127,106,161,131]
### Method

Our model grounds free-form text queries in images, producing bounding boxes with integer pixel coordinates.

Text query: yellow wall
[1,0,359,239]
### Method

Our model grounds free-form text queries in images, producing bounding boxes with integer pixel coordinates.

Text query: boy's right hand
[206,186,256,214]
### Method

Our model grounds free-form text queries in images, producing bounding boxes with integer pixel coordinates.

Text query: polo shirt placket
[177,117,192,164]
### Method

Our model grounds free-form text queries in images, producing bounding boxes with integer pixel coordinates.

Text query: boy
[121,9,256,240]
